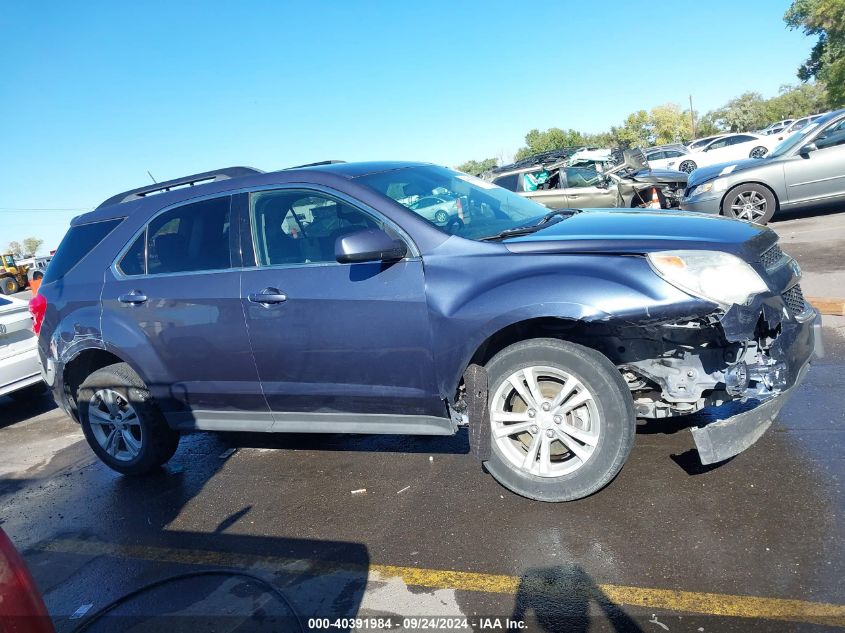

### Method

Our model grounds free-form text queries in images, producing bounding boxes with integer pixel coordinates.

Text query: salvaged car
[488,149,688,209]
[34,162,820,501]
[681,109,845,224]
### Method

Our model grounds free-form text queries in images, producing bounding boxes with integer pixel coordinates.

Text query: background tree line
[457,0,843,175]
[5,238,45,258]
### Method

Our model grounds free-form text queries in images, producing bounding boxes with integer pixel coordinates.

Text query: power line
[0,207,89,211]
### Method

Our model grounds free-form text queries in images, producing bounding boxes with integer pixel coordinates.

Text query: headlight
[648,250,768,307]
[688,179,728,197]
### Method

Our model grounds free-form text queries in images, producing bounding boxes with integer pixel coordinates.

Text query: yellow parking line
[36,538,845,627]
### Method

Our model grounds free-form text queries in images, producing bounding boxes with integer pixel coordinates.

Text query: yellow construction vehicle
[0,253,30,295]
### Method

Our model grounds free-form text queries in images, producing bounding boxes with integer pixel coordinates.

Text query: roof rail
[285,160,346,170]
[96,166,264,209]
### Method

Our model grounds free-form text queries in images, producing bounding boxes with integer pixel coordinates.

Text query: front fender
[423,251,713,398]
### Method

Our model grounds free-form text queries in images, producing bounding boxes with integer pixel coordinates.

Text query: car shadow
[0,391,58,430]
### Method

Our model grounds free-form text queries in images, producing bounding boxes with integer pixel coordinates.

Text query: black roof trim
[285,160,346,170]
[96,166,264,209]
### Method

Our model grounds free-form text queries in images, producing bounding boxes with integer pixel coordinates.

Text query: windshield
[768,122,820,158]
[355,165,552,240]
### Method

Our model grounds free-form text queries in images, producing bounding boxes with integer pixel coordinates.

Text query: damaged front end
[611,281,821,464]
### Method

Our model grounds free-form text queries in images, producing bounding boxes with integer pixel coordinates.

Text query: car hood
[687,159,767,187]
[503,209,774,259]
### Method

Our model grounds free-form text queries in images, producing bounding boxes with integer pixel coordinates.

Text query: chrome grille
[782,284,806,316]
[760,243,785,270]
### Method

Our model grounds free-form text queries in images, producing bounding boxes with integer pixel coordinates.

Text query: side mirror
[799,142,818,155]
[335,229,407,264]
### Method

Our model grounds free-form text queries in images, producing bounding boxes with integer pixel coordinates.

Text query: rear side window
[492,174,519,191]
[43,219,122,284]
[146,196,231,275]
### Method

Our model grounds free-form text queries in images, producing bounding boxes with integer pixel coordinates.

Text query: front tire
[749,146,768,159]
[721,183,776,224]
[78,362,180,475]
[0,277,19,295]
[483,338,635,502]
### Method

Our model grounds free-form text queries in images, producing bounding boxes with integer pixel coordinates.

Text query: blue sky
[0,0,814,251]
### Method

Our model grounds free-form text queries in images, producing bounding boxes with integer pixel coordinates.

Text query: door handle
[248,287,287,305]
[118,291,148,305]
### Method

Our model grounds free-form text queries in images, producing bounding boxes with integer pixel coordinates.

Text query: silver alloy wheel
[749,146,768,159]
[678,160,696,174]
[730,190,768,222]
[88,388,143,462]
[490,366,601,477]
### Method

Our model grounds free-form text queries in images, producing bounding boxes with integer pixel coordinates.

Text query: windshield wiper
[479,209,580,241]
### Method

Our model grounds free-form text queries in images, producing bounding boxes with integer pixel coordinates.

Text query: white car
[643,147,688,169]
[667,133,779,174]
[408,195,460,225]
[0,294,43,401]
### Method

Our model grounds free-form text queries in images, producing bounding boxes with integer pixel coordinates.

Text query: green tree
[710,92,769,132]
[6,241,23,258]
[515,128,588,159]
[785,0,845,106]
[650,103,694,144]
[455,157,498,176]
[21,237,44,257]
[764,82,829,119]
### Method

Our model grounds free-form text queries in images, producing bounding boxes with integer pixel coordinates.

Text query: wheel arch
[61,344,147,420]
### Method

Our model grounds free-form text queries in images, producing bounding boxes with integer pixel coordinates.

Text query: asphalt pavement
[1,209,844,632]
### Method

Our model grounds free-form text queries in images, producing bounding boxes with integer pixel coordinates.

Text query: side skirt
[170,410,457,436]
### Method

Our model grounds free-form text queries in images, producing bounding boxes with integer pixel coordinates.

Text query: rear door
[783,118,845,207]
[238,187,446,430]
[102,195,267,427]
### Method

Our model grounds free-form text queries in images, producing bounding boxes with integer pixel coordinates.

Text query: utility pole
[689,95,696,138]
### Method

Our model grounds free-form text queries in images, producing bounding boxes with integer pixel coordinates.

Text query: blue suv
[33,162,821,501]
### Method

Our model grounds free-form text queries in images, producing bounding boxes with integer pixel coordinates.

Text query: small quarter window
[118,231,146,276]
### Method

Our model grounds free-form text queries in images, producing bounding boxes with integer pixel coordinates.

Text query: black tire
[678,160,697,174]
[721,183,776,224]
[483,338,635,502]
[8,381,47,402]
[78,362,180,475]
[749,146,768,159]
[0,277,19,295]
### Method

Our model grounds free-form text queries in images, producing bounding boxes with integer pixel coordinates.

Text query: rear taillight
[0,528,55,633]
[29,294,47,335]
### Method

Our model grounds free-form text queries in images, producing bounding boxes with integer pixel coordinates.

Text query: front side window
[707,138,730,150]
[119,196,231,276]
[563,167,602,188]
[250,190,383,266]
[815,119,845,150]
[355,165,553,241]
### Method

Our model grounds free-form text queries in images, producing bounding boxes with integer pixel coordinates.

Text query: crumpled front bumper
[690,310,822,464]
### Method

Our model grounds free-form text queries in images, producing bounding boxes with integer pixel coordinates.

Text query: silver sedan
[0,293,44,400]
[681,109,845,224]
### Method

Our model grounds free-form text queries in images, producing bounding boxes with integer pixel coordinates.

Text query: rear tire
[78,362,180,475]
[0,277,19,295]
[678,160,697,173]
[749,146,768,159]
[483,338,635,502]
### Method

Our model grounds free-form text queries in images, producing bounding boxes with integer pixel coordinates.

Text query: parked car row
[681,109,845,223]
[487,149,687,210]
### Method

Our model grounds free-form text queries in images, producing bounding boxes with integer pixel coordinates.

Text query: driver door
[561,167,620,208]
[238,188,447,432]
[783,119,845,207]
